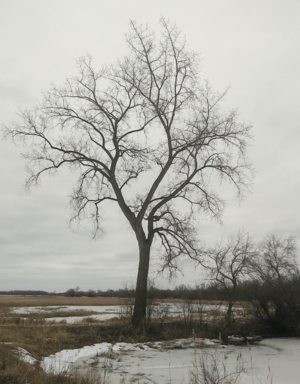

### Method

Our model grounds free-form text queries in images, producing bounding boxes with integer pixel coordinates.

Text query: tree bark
[132,238,151,326]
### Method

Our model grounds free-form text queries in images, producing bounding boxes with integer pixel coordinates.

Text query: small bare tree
[250,235,298,285]
[2,19,252,326]
[247,235,300,333]
[202,231,255,330]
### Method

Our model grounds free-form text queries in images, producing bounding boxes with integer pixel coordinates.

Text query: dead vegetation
[0,295,128,308]
[0,310,102,325]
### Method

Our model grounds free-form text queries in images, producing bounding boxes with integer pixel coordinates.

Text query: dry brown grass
[0,295,248,309]
[0,322,105,359]
[0,296,135,362]
[0,301,120,361]
[0,295,128,308]
[0,310,103,327]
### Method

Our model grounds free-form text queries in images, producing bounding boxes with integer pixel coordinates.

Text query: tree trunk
[225,299,233,329]
[132,238,151,327]
[221,298,233,343]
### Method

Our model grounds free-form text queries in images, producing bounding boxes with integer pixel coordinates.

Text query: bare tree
[2,19,253,326]
[202,231,255,329]
[250,235,298,285]
[247,235,300,333]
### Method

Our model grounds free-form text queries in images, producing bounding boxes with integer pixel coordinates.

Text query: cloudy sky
[1,0,299,292]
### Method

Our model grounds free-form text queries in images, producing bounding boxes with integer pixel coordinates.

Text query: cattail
[219,332,223,344]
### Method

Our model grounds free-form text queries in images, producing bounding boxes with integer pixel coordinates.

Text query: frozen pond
[41,338,300,383]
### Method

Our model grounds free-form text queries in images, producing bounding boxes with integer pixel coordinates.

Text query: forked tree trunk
[132,238,151,327]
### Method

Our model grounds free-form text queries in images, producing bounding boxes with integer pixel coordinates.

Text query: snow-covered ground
[39,338,300,384]
[41,338,218,375]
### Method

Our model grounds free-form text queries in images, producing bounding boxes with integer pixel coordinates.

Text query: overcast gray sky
[1,0,299,292]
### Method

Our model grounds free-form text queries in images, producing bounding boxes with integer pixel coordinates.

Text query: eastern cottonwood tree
[3,19,253,326]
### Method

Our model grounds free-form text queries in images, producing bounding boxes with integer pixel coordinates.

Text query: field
[0,295,129,307]
[0,295,239,383]
[1,295,287,384]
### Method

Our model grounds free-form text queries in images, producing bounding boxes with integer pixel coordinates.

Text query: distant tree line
[62,283,226,300]
[0,285,225,299]
[0,290,49,296]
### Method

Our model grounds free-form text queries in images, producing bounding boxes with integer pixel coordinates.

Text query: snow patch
[18,347,37,365]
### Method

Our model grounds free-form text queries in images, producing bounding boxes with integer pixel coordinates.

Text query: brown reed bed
[0,295,129,308]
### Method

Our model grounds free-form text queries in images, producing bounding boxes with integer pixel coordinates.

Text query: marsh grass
[0,310,102,325]
[0,295,129,308]
[0,322,105,358]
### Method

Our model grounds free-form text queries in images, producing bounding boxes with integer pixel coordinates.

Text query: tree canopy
[3,18,253,325]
